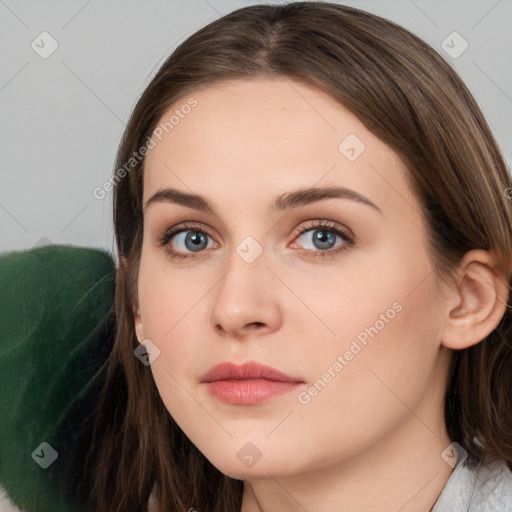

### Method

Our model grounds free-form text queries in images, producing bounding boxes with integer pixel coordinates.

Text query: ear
[441,249,509,350]
[132,301,146,344]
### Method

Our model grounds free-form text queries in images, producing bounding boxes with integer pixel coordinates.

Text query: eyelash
[157,219,355,260]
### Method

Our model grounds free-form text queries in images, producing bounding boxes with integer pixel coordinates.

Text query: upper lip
[201,361,303,383]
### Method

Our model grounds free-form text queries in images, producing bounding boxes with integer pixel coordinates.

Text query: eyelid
[157,221,217,248]
[291,219,354,243]
[157,219,355,259]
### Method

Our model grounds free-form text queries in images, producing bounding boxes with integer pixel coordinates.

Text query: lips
[201,361,304,405]
[200,361,302,383]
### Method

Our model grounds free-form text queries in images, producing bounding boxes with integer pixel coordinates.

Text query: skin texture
[134,78,508,512]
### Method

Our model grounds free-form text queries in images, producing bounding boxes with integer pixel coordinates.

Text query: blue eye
[158,220,354,260]
[292,220,354,258]
[171,231,210,252]
[158,223,216,260]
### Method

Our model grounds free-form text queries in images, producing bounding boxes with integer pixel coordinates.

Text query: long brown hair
[85,2,512,510]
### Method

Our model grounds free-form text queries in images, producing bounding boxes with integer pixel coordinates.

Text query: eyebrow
[144,185,382,215]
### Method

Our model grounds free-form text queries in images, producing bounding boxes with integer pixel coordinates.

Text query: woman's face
[135,77,452,479]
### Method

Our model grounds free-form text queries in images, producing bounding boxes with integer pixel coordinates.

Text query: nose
[209,247,282,340]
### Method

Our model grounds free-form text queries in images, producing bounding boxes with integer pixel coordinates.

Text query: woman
[85,2,512,511]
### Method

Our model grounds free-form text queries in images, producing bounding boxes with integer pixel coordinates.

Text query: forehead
[142,77,417,217]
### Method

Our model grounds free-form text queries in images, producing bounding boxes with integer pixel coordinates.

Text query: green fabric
[0,244,116,512]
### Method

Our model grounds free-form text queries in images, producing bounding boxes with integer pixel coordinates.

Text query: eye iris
[313,230,335,250]
[185,231,207,252]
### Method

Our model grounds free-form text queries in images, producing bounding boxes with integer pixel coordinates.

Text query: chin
[202,445,303,481]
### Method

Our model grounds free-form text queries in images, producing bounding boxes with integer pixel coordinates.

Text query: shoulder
[433,457,512,511]
[0,485,26,512]
[473,459,512,509]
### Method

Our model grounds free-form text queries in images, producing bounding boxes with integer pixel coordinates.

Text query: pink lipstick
[201,361,303,405]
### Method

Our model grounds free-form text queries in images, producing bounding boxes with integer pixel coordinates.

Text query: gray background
[1,0,511,255]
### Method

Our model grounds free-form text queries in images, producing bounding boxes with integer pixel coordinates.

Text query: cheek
[136,258,195,382]
[284,291,442,472]
[296,248,443,437]
[136,249,217,409]
[137,246,202,340]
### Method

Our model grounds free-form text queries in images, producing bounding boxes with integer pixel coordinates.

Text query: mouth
[201,361,304,405]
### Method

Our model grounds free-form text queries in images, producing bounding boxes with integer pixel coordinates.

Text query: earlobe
[132,301,145,344]
[441,250,509,350]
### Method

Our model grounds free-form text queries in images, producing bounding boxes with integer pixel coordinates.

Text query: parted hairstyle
[84,2,512,511]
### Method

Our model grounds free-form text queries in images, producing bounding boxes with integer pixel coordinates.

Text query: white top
[432,456,512,511]
[0,486,25,512]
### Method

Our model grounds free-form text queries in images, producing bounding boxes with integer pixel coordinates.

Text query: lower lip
[204,379,302,405]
